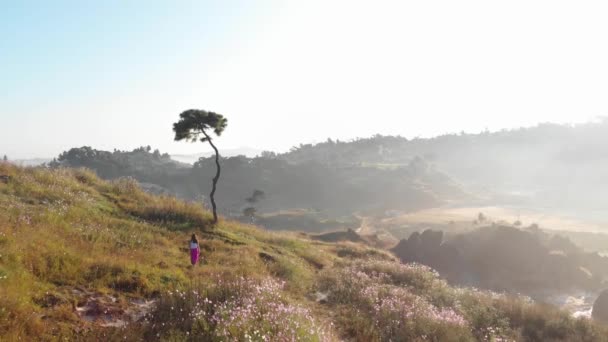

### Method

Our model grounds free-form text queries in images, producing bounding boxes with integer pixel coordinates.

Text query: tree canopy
[173,109,227,143]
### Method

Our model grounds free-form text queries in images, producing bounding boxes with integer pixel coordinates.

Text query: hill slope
[1,163,607,341]
[51,146,468,220]
[282,121,608,217]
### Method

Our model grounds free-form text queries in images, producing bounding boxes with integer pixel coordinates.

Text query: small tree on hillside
[173,109,228,224]
[242,207,257,222]
[246,189,266,204]
[2,155,7,162]
[243,189,265,223]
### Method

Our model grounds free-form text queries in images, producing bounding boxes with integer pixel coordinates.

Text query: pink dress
[190,241,200,265]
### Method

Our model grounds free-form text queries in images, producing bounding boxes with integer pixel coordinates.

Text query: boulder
[391,238,414,261]
[420,229,443,250]
[592,289,608,322]
[392,230,445,265]
[408,231,421,245]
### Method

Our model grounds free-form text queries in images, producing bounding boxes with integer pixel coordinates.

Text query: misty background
[3,1,608,159]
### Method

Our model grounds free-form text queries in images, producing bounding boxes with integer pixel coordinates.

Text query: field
[376,206,608,241]
[2,163,608,341]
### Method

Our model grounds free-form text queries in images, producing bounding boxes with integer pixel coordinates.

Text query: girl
[190,233,200,266]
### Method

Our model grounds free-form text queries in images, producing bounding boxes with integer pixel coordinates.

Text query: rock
[34,293,66,308]
[408,231,421,245]
[314,291,329,304]
[0,175,10,184]
[391,237,416,262]
[392,229,444,264]
[592,289,608,322]
[420,229,443,249]
[259,252,276,263]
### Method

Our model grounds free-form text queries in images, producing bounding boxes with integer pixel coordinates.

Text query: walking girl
[190,233,200,266]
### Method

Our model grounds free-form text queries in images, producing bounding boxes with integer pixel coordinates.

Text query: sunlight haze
[2,0,607,158]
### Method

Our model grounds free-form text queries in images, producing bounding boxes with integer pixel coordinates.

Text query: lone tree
[173,109,228,224]
[246,189,266,204]
[242,207,257,222]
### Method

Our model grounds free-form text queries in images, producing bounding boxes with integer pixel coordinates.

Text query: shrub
[148,276,331,341]
[318,261,473,341]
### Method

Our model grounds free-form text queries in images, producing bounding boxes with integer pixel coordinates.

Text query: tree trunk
[202,131,220,224]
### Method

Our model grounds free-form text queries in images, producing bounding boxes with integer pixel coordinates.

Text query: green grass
[1,162,608,341]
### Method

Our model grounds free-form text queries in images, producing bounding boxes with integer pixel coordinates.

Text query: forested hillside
[50,146,467,222]
[50,121,608,223]
[282,120,608,217]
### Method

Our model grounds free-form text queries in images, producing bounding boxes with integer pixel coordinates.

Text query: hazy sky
[2,1,608,158]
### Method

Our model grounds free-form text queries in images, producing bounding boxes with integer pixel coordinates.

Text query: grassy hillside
[1,163,608,341]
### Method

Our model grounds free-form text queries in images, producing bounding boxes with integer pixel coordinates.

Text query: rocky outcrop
[392,226,608,295]
[391,229,446,265]
[592,289,608,323]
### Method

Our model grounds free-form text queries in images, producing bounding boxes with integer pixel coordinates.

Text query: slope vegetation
[1,163,607,341]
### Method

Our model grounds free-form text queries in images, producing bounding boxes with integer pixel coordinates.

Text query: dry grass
[381,206,607,233]
[2,163,608,341]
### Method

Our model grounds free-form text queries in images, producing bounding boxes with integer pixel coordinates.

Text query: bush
[148,275,331,341]
[318,260,473,341]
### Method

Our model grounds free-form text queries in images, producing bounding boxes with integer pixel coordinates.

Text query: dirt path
[355,216,374,235]
[70,288,156,327]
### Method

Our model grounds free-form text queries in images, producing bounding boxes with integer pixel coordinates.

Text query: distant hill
[46,120,608,228]
[50,146,468,224]
[170,147,263,164]
[5,147,264,167]
[281,120,608,219]
[12,158,52,166]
